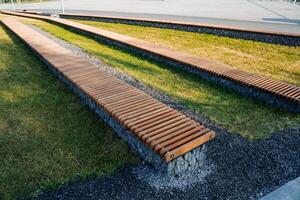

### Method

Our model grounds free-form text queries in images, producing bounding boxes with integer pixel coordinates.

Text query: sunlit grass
[73,19,300,87]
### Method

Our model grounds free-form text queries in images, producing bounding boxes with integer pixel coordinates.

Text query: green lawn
[20,18,300,140]
[73,19,300,87]
[0,22,138,200]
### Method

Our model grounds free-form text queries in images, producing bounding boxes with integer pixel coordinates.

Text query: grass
[17,18,300,140]
[0,21,138,200]
[73,19,300,87]
[0,13,299,200]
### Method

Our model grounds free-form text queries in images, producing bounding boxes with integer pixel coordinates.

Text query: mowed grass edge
[0,21,138,199]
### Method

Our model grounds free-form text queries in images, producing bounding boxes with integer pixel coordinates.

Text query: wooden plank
[0,17,217,162]
[1,11,299,108]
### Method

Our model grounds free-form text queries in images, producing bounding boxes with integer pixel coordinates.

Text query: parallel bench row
[1,10,299,112]
[58,12,300,38]
[1,18,215,162]
[16,10,300,46]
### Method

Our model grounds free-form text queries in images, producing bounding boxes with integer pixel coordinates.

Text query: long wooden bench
[1,18,215,167]
[17,10,300,46]
[1,11,299,113]
[58,13,300,37]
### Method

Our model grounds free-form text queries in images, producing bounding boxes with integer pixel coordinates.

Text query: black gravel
[29,25,300,200]
[32,128,300,200]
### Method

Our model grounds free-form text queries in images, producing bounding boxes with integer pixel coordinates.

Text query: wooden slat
[1,18,215,162]
[1,11,299,106]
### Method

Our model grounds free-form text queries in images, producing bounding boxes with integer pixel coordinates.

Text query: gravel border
[32,127,300,200]
[29,25,300,200]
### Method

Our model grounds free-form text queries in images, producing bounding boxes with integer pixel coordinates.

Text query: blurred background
[0,0,299,25]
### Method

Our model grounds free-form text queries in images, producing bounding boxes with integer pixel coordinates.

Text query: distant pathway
[32,9,300,34]
[1,0,300,33]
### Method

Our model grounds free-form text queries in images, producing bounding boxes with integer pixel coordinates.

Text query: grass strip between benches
[18,16,300,140]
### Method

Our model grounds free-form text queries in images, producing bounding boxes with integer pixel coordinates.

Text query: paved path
[19,9,300,34]
[260,177,300,200]
[1,0,300,34]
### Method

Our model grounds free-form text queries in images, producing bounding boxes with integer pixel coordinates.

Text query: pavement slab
[260,177,300,200]
[1,0,300,33]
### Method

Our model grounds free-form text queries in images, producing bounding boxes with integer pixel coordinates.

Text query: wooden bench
[1,11,299,113]
[1,18,215,173]
[16,10,300,46]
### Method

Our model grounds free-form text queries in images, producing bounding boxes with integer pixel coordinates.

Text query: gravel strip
[28,25,300,200]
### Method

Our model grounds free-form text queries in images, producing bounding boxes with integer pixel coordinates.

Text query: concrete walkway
[1,0,300,34]
[11,9,300,34]
[2,0,300,22]
[260,177,300,200]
